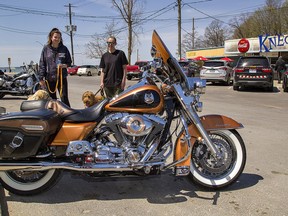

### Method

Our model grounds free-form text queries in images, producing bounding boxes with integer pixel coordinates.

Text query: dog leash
[94,88,105,98]
[45,64,63,97]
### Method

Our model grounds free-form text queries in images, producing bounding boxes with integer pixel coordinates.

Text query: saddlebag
[0,109,62,159]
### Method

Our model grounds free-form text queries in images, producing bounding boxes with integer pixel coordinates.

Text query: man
[275,56,286,84]
[99,36,128,98]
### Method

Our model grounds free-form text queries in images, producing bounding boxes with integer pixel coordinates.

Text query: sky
[0,0,268,67]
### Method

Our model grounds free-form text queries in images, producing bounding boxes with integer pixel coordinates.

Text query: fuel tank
[105,78,164,114]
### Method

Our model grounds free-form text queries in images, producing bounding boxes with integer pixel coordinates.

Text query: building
[186,34,288,65]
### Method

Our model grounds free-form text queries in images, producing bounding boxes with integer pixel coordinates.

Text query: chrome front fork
[172,84,220,158]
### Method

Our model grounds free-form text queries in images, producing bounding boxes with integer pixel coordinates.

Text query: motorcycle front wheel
[188,129,246,189]
[0,169,62,196]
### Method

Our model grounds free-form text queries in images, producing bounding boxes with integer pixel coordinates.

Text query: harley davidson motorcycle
[0,64,40,99]
[0,31,246,196]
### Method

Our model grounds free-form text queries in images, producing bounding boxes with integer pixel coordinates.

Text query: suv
[233,56,274,91]
[200,60,233,85]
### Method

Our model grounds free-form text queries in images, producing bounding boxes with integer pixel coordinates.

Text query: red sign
[238,38,250,53]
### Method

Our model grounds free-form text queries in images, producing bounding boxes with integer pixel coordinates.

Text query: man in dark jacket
[275,56,286,84]
[39,28,72,106]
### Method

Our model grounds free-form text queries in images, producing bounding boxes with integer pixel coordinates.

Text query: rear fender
[174,114,243,168]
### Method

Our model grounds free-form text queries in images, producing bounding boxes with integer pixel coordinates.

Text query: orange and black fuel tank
[105,77,164,114]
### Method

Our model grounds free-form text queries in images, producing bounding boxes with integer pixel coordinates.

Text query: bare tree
[181,31,203,55]
[203,20,229,47]
[85,22,118,60]
[112,0,144,64]
[230,0,287,38]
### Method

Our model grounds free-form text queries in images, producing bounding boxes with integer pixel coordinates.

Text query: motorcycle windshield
[152,30,190,90]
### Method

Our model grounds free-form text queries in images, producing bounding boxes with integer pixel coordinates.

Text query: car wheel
[87,71,92,76]
[233,85,239,91]
[127,76,132,80]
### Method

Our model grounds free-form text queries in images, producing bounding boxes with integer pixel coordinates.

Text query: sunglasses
[107,42,115,45]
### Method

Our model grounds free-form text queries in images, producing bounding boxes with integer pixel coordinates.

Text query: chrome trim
[174,166,190,176]
[0,161,165,172]
[21,125,44,131]
[172,83,220,157]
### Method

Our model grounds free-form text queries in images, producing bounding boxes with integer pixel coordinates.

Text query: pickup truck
[126,61,149,80]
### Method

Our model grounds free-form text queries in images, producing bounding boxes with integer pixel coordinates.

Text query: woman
[39,28,72,106]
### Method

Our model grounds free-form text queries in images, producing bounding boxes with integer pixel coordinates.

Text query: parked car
[200,60,233,85]
[127,61,149,80]
[77,65,99,76]
[233,56,274,91]
[67,65,80,75]
[178,60,200,77]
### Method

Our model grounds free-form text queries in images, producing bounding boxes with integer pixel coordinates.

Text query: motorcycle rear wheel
[0,169,62,196]
[188,129,246,189]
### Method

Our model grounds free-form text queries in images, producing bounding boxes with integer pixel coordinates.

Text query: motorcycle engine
[66,113,166,165]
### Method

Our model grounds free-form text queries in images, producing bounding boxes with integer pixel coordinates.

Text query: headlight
[186,77,206,95]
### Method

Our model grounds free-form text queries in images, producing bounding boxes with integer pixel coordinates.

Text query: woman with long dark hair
[39,28,72,106]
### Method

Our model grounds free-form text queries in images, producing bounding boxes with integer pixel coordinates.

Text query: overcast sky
[0,0,267,67]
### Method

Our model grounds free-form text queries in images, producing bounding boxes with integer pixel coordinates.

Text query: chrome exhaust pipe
[0,161,164,172]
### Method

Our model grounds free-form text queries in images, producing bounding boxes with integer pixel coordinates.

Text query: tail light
[262,68,272,73]
[234,68,244,73]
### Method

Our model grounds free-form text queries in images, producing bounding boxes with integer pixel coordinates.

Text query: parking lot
[1,75,288,216]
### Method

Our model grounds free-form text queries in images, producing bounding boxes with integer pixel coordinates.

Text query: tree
[202,20,229,47]
[112,0,144,64]
[181,31,204,55]
[85,22,118,60]
[230,0,288,39]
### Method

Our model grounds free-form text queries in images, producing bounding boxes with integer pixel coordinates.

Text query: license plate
[249,69,256,73]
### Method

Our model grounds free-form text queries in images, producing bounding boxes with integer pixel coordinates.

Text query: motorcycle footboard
[0,109,61,159]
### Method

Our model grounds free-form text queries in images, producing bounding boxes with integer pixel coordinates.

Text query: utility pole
[178,0,181,59]
[65,3,77,65]
[192,17,195,50]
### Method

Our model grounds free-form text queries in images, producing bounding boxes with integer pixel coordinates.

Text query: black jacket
[39,43,72,81]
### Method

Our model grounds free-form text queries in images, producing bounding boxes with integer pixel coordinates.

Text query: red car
[68,65,80,75]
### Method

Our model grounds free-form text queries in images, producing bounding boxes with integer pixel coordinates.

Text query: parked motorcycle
[0,64,40,99]
[0,31,246,196]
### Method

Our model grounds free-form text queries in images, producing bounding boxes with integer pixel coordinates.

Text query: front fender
[174,114,243,168]
[200,114,243,131]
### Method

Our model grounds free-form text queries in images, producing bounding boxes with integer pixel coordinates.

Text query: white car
[200,60,233,85]
[77,65,99,76]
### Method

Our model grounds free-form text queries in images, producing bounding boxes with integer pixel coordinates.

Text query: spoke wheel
[188,130,246,189]
[0,169,61,196]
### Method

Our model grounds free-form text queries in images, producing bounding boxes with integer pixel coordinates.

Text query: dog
[82,90,104,108]
[27,89,51,101]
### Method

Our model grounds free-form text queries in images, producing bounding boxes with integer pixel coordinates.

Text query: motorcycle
[0,30,246,196]
[0,64,40,99]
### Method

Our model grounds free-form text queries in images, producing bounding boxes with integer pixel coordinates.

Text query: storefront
[186,34,288,65]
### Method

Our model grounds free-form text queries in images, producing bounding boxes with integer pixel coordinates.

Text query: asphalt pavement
[0,76,288,216]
